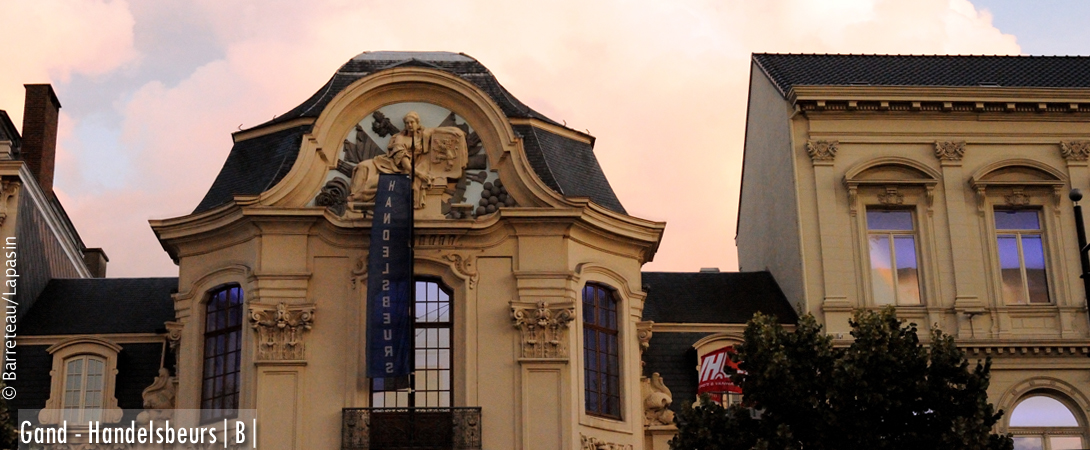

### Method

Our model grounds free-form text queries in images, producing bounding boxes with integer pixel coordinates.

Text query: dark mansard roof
[194,51,625,214]
[753,53,1090,98]
[22,277,177,335]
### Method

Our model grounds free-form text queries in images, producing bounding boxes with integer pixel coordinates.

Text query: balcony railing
[342,407,482,450]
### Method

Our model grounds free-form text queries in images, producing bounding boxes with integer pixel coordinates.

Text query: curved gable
[193,51,626,216]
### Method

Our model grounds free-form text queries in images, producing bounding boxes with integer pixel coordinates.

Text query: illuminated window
[202,285,243,422]
[995,210,1050,304]
[584,283,621,419]
[866,209,922,305]
[372,279,452,408]
[1010,395,1085,450]
[61,356,105,423]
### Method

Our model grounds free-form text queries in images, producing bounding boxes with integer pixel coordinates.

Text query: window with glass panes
[995,210,1050,304]
[371,279,452,408]
[62,355,105,423]
[202,285,243,422]
[583,284,621,419]
[866,209,922,305]
[1009,395,1085,450]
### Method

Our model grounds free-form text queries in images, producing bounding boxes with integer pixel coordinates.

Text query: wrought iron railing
[342,407,482,450]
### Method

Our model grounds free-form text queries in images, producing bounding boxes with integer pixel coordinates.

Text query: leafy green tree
[671,308,1013,450]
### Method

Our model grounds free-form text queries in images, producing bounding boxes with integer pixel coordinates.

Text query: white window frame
[39,336,124,425]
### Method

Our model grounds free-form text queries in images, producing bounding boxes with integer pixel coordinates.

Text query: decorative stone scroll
[934,141,966,162]
[637,321,653,370]
[443,253,479,289]
[642,372,675,426]
[580,434,634,450]
[1060,140,1090,162]
[141,368,177,411]
[315,177,350,215]
[806,140,838,163]
[0,180,19,226]
[249,302,316,361]
[165,321,184,368]
[511,301,574,360]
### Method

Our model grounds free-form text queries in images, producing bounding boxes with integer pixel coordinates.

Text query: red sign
[698,346,742,394]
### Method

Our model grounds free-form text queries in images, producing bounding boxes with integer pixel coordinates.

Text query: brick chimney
[21,84,60,197]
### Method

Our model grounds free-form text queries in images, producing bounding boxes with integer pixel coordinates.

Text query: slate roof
[22,278,177,335]
[753,54,1090,97]
[194,51,625,214]
[0,110,20,149]
[641,271,797,325]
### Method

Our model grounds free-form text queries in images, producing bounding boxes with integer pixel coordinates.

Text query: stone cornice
[789,85,1090,105]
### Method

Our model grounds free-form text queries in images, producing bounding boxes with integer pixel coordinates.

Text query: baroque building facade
[5,52,797,450]
[738,54,1090,448]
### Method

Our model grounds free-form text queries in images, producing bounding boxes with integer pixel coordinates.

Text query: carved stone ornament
[511,301,575,360]
[637,321,653,370]
[877,186,904,205]
[249,302,316,361]
[642,372,675,426]
[315,177,350,216]
[347,111,469,210]
[934,141,966,162]
[141,368,176,411]
[165,321,183,368]
[1061,140,1090,162]
[1005,188,1030,207]
[806,140,838,163]
[443,253,479,289]
[0,180,19,227]
[580,434,634,450]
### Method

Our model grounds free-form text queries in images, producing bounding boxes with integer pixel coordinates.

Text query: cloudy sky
[2,0,1088,277]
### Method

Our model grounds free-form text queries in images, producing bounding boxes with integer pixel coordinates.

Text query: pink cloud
[39,0,1021,276]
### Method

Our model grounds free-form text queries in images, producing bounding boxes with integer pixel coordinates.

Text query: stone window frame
[969,159,1068,308]
[844,157,940,308]
[38,336,124,425]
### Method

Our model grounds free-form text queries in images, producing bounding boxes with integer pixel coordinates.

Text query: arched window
[202,285,243,422]
[372,279,453,408]
[62,355,105,423]
[583,283,620,419]
[1010,394,1086,450]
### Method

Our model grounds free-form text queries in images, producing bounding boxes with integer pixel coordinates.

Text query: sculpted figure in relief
[347,111,468,209]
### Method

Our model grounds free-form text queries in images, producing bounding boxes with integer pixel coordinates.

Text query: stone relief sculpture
[347,111,468,210]
[580,434,634,450]
[319,106,514,220]
[511,301,575,359]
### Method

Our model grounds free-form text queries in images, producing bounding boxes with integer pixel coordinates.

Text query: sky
[0,0,1086,277]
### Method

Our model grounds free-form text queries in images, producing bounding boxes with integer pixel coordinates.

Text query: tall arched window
[1010,394,1086,450]
[372,279,453,408]
[202,285,243,422]
[583,283,620,419]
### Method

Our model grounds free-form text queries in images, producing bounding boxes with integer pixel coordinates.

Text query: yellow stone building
[738,54,1090,449]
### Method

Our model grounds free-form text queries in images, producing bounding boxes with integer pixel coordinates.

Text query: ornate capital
[249,302,316,361]
[511,301,574,360]
[642,372,675,427]
[581,434,633,450]
[806,140,838,163]
[1060,140,1090,162]
[934,141,966,162]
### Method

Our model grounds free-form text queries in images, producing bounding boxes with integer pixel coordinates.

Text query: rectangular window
[583,284,621,419]
[995,210,1049,304]
[866,210,922,305]
[371,280,452,408]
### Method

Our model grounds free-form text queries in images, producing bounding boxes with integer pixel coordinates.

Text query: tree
[671,308,1013,450]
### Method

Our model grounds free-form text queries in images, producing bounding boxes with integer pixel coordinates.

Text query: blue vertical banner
[366,174,413,379]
